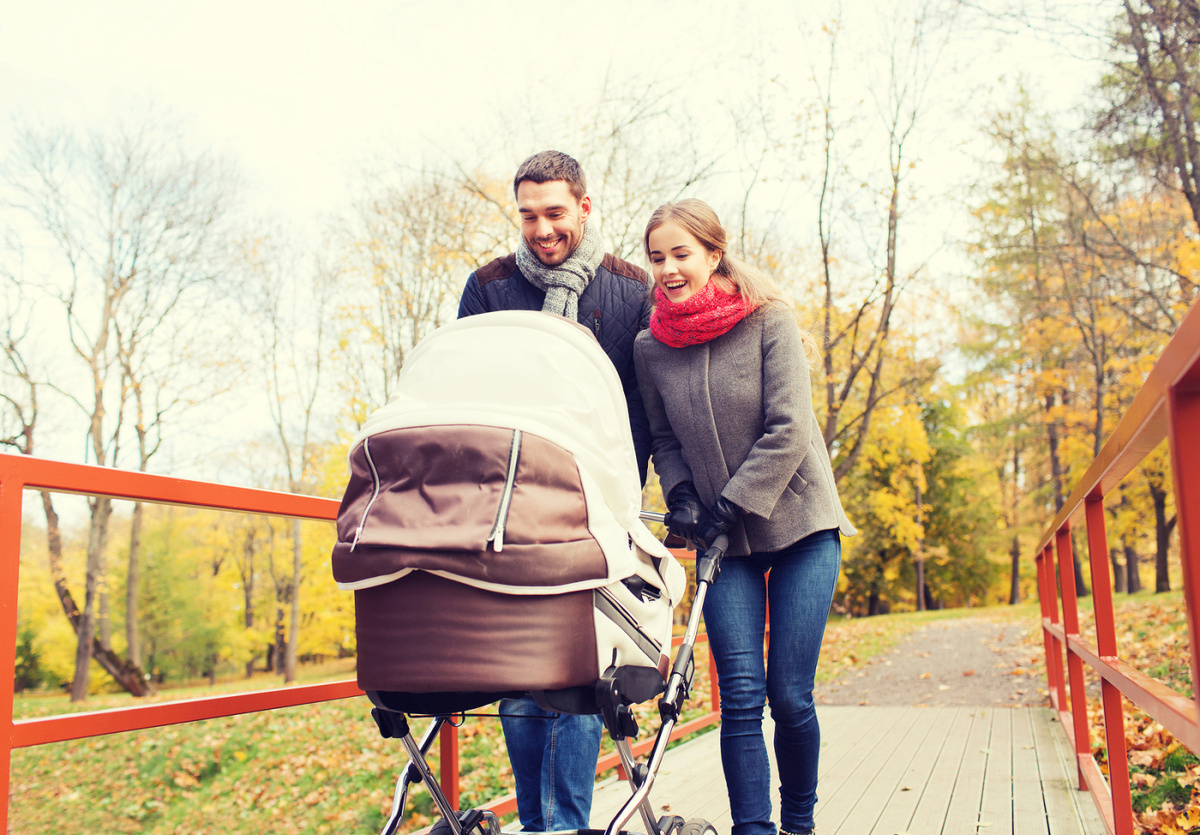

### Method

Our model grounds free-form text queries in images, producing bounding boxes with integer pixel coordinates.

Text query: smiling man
[458,150,652,483]
[455,150,652,833]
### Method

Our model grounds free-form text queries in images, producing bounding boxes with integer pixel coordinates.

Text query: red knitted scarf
[649,281,756,348]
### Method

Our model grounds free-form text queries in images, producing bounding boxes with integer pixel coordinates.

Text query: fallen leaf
[962,670,976,677]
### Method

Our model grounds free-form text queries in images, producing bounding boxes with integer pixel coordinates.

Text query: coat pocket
[786,471,809,497]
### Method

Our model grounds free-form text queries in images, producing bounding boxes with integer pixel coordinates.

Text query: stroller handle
[638,510,666,524]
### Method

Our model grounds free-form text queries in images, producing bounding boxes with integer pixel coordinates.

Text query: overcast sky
[1,0,1108,225]
[3,1,772,219]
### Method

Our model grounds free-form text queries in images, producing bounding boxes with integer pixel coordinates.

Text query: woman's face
[647,220,721,304]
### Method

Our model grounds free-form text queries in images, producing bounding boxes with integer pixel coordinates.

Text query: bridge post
[1085,496,1134,835]
[0,460,25,833]
[1055,525,1089,788]
[1167,381,1200,725]
[1039,543,1066,711]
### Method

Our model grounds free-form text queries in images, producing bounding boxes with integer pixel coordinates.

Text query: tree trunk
[1009,533,1022,604]
[867,574,882,617]
[1110,544,1127,594]
[243,528,257,678]
[274,607,286,676]
[285,518,302,683]
[42,491,154,698]
[1008,438,1023,605]
[70,496,112,701]
[914,482,925,611]
[126,501,145,669]
[1150,482,1176,592]
[1125,540,1142,594]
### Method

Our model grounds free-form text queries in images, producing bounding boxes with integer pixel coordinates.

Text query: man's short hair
[513,151,587,201]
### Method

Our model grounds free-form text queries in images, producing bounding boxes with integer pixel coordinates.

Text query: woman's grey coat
[634,305,856,557]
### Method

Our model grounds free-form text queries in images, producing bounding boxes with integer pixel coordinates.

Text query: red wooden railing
[0,453,719,832]
[1034,300,1200,835]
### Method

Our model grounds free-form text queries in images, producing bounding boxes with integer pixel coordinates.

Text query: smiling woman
[635,197,855,835]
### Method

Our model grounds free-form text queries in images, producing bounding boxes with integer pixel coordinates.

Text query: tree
[808,1,961,482]
[1,117,239,699]
[241,231,337,683]
[1098,0,1200,235]
[974,100,1096,594]
[920,396,1003,608]
[839,402,932,616]
[336,168,510,420]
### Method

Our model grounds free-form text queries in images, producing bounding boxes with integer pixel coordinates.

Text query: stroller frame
[367,521,726,835]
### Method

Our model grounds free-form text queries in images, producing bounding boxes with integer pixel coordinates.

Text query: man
[457,150,652,831]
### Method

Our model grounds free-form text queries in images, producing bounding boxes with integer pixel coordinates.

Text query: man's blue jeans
[499,694,604,831]
[702,528,841,835]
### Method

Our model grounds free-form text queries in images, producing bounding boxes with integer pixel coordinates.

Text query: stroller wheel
[679,819,718,835]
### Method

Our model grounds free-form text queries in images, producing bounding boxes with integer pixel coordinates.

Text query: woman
[634,199,856,835]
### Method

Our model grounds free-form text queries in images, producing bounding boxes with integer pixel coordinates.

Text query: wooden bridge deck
[588,707,1104,835]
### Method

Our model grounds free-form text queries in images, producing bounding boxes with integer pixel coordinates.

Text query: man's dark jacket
[457,252,653,484]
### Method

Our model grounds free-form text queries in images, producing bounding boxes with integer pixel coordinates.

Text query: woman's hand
[666,482,704,544]
[695,496,742,551]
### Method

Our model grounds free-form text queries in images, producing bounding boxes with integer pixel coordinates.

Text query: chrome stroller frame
[367,515,726,835]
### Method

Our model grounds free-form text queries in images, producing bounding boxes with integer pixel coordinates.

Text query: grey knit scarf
[516,221,604,321]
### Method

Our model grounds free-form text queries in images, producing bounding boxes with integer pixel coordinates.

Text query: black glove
[665,482,703,545]
[695,496,742,551]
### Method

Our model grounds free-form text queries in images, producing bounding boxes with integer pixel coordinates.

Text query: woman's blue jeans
[702,528,841,835]
[499,694,603,831]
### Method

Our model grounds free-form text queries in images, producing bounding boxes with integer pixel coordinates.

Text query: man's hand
[695,496,742,551]
[665,482,703,545]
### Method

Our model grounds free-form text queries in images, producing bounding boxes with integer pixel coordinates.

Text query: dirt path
[813,618,1050,708]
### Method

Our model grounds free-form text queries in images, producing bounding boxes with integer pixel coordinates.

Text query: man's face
[516,179,591,267]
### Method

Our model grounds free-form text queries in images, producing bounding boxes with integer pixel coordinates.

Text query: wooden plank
[866,708,966,835]
[590,706,1102,835]
[899,708,979,833]
[977,708,1015,833]
[647,731,727,823]
[917,708,993,832]
[589,728,727,829]
[817,706,909,787]
[814,706,943,832]
[1012,708,1051,833]
[1031,707,1106,835]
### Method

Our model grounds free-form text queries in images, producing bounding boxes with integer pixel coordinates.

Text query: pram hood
[333,310,684,603]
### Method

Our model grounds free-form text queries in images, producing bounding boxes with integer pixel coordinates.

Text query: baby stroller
[332,311,725,835]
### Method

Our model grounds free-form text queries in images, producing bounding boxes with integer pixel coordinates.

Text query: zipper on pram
[487,429,522,552]
[350,437,382,552]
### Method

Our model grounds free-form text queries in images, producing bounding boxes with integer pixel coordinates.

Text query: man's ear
[579,195,592,222]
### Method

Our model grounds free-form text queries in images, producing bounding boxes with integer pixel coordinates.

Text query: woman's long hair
[643,198,821,366]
